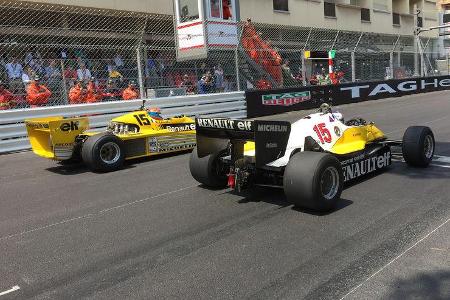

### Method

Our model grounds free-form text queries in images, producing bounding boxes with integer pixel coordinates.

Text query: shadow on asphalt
[228,186,353,216]
[386,270,450,300]
[45,150,192,175]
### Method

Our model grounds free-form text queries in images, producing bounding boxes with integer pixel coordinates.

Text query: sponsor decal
[148,136,196,153]
[341,150,391,182]
[26,122,49,129]
[257,124,288,132]
[262,91,311,106]
[265,142,277,149]
[334,126,341,137]
[60,121,79,132]
[196,118,253,131]
[340,78,450,99]
[165,123,196,132]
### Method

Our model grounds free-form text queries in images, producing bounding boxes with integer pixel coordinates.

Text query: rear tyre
[81,133,125,172]
[189,147,227,188]
[402,126,434,167]
[284,152,343,212]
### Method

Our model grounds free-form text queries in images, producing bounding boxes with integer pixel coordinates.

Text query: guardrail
[0,92,246,154]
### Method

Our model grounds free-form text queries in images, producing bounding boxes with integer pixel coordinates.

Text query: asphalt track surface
[1,91,450,299]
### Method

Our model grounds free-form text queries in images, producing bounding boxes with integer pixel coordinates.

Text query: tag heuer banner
[246,75,450,118]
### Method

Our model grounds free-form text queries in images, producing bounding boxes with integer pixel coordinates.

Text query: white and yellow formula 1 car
[190,104,435,211]
[26,106,196,172]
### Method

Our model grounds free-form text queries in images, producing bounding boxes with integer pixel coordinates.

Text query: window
[444,14,450,24]
[179,0,199,23]
[361,8,370,22]
[209,0,234,20]
[273,0,289,12]
[417,16,423,28]
[393,13,400,25]
[324,2,336,18]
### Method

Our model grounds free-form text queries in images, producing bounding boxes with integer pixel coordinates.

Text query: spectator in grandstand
[24,52,36,69]
[145,56,158,87]
[122,81,139,100]
[77,63,92,82]
[180,74,196,95]
[85,77,102,103]
[102,79,119,102]
[114,54,124,71]
[22,66,35,87]
[211,0,221,18]
[68,80,86,105]
[45,60,61,81]
[26,75,51,108]
[63,64,78,85]
[198,72,215,94]
[223,75,234,92]
[5,57,23,93]
[214,64,224,92]
[107,60,123,80]
[0,80,15,110]
[281,59,297,87]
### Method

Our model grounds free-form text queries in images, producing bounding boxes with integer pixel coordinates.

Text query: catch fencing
[0,91,246,153]
[0,0,445,110]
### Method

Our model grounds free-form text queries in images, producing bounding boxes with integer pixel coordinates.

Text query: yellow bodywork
[331,123,385,155]
[25,110,196,161]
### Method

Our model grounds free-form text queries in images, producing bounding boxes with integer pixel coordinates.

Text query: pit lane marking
[0,185,196,242]
[340,217,450,300]
[0,285,20,297]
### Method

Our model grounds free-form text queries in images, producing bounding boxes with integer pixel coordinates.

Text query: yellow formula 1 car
[26,107,196,172]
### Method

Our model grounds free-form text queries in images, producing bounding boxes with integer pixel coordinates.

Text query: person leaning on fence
[102,79,119,101]
[5,57,23,93]
[0,80,15,110]
[122,81,139,100]
[85,77,103,103]
[26,75,51,108]
[68,81,86,104]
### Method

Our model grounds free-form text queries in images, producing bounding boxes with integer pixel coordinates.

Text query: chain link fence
[0,0,445,111]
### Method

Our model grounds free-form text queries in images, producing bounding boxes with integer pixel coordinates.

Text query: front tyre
[284,152,343,212]
[189,147,227,188]
[402,126,434,168]
[81,134,125,172]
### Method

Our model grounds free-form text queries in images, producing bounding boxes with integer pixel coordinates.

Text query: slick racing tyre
[189,147,227,188]
[402,126,434,168]
[82,133,125,172]
[284,152,343,212]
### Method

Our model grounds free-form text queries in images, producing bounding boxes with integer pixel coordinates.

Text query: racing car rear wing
[195,117,291,167]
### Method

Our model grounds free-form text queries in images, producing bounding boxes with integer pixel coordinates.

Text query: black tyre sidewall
[402,126,434,168]
[82,134,125,172]
[189,147,227,188]
[284,152,343,211]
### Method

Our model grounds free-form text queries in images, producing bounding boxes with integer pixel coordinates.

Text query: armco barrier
[0,92,246,154]
[246,75,450,118]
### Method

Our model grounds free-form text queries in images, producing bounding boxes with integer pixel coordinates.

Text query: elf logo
[60,121,79,132]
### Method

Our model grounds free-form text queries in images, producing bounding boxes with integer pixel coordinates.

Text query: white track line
[0,285,20,296]
[0,185,196,242]
[340,217,450,300]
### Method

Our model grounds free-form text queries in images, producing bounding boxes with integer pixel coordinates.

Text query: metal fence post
[136,46,145,99]
[235,47,241,91]
[389,52,394,79]
[413,4,419,76]
[301,50,306,86]
[60,59,68,105]
[351,52,356,82]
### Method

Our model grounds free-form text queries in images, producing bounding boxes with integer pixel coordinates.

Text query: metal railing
[0,92,246,153]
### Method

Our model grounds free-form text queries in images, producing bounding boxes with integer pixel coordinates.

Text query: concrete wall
[25,0,174,15]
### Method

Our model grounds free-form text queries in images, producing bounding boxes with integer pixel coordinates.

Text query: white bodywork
[258,111,349,167]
